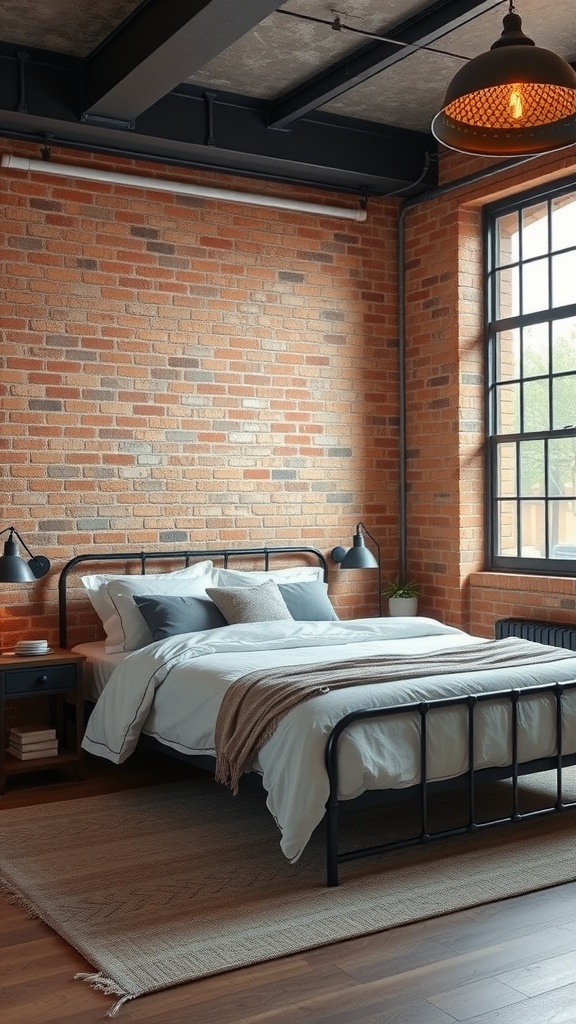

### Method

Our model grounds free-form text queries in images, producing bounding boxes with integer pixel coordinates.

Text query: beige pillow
[205,580,292,624]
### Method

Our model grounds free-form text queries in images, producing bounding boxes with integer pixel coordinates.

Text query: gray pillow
[278,580,339,621]
[133,594,227,640]
[205,580,293,624]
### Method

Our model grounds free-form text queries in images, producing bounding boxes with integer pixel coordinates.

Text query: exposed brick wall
[1,137,576,649]
[0,142,400,645]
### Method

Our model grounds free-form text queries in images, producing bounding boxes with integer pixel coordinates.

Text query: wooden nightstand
[0,648,84,794]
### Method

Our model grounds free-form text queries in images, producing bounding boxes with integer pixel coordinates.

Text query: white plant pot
[388,596,418,617]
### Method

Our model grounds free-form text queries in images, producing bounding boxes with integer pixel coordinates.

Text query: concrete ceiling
[0,0,574,197]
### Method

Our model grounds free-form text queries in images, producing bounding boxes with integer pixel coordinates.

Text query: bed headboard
[58,545,328,649]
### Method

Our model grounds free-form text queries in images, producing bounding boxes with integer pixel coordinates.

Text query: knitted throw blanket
[214,637,576,793]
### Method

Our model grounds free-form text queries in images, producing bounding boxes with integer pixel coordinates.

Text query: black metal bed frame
[59,545,576,887]
[325,681,576,885]
[58,545,328,650]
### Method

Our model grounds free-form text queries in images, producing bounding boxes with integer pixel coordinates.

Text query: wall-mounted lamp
[0,527,51,583]
[431,2,576,157]
[332,522,381,615]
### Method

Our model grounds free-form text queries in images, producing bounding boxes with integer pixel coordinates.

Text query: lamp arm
[2,525,36,561]
[356,521,382,616]
[356,521,381,560]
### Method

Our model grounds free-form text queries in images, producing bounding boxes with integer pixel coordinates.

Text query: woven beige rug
[1,772,576,1016]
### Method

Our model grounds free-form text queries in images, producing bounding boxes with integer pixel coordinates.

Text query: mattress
[72,641,129,700]
[80,617,576,862]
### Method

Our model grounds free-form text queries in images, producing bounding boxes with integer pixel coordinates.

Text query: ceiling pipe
[0,154,367,221]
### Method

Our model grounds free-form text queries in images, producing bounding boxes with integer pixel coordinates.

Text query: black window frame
[484,176,576,576]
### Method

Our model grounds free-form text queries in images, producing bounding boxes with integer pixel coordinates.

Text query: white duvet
[81,617,576,861]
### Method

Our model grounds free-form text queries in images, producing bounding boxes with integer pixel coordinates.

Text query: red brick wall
[2,138,576,649]
[0,142,399,645]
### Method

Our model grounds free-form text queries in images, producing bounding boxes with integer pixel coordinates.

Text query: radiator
[496,617,576,650]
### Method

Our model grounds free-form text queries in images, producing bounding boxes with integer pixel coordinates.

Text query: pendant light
[431,2,576,157]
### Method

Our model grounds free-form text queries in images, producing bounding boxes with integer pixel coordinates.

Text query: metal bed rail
[325,678,576,886]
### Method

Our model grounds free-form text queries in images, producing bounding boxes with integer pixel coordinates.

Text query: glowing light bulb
[509,86,524,120]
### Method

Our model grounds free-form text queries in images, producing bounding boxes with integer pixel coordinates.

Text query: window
[485,181,576,573]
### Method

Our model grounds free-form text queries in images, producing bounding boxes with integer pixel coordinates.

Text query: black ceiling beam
[82,0,281,122]
[268,0,499,128]
[0,52,436,195]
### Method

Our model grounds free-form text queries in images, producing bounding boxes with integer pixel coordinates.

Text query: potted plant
[382,579,419,617]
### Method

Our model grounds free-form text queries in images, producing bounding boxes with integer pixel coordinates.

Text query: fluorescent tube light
[1,155,367,222]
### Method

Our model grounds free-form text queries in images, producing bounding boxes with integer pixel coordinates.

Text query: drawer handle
[36,675,48,686]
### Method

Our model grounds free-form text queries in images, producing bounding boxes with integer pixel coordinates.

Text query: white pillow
[211,566,324,588]
[82,561,213,653]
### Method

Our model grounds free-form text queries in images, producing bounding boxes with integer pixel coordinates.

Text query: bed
[59,545,576,886]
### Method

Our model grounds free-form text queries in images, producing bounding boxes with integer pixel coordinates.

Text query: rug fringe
[1,877,40,919]
[75,971,135,1016]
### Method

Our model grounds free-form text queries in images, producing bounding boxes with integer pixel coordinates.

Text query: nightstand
[0,648,84,794]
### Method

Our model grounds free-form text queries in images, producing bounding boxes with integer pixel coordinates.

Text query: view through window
[486,181,576,572]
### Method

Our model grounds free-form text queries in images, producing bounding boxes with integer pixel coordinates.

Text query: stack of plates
[15,639,51,656]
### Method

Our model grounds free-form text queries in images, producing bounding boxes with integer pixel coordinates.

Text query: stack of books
[8,726,58,760]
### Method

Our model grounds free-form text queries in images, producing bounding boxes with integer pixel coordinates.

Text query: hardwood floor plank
[496,949,576,997]
[426,977,526,1020]
[447,979,576,1024]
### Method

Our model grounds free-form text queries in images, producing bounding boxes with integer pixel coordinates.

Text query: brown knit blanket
[214,637,576,792]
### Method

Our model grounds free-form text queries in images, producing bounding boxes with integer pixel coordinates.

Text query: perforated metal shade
[432,8,576,156]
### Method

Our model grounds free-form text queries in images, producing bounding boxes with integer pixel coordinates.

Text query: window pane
[523,377,549,432]
[519,439,544,496]
[497,442,517,496]
[496,381,520,433]
[495,328,519,381]
[496,210,519,266]
[523,321,549,377]
[549,501,576,556]
[489,186,576,572]
[497,500,518,555]
[552,250,576,307]
[552,317,576,373]
[551,193,576,252]
[495,265,519,319]
[552,375,576,430]
[521,202,548,260]
[522,258,549,314]
[549,437,576,495]
[519,499,545,557]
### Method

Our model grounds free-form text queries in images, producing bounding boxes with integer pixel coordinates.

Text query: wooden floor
[2,754,576,1024]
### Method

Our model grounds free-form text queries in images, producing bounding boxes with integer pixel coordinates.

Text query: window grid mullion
[486,179,576,574]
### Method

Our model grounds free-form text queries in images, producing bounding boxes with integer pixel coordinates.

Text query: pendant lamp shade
[0,527,51,582]
[431,6,576,156]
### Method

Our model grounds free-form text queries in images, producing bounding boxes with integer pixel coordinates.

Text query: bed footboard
[324,679,576,886]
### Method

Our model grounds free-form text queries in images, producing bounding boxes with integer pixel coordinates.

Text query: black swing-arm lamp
[0,526,51,582]
[332,522,381,615]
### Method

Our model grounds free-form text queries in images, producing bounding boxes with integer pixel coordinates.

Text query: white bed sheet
[80,617,576,862]
[72,641,129,699]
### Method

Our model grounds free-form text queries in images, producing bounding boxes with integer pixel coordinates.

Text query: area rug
[1,773,576,1016]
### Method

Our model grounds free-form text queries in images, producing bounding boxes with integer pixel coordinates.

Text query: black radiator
[496,617,576,650]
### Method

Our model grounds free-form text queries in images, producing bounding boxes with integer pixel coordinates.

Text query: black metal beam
[82,0,282,122]
[269,0,499,128]
[0,52,436,195]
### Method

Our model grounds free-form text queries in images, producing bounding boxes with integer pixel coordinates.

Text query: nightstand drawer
[4,664,77,695]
